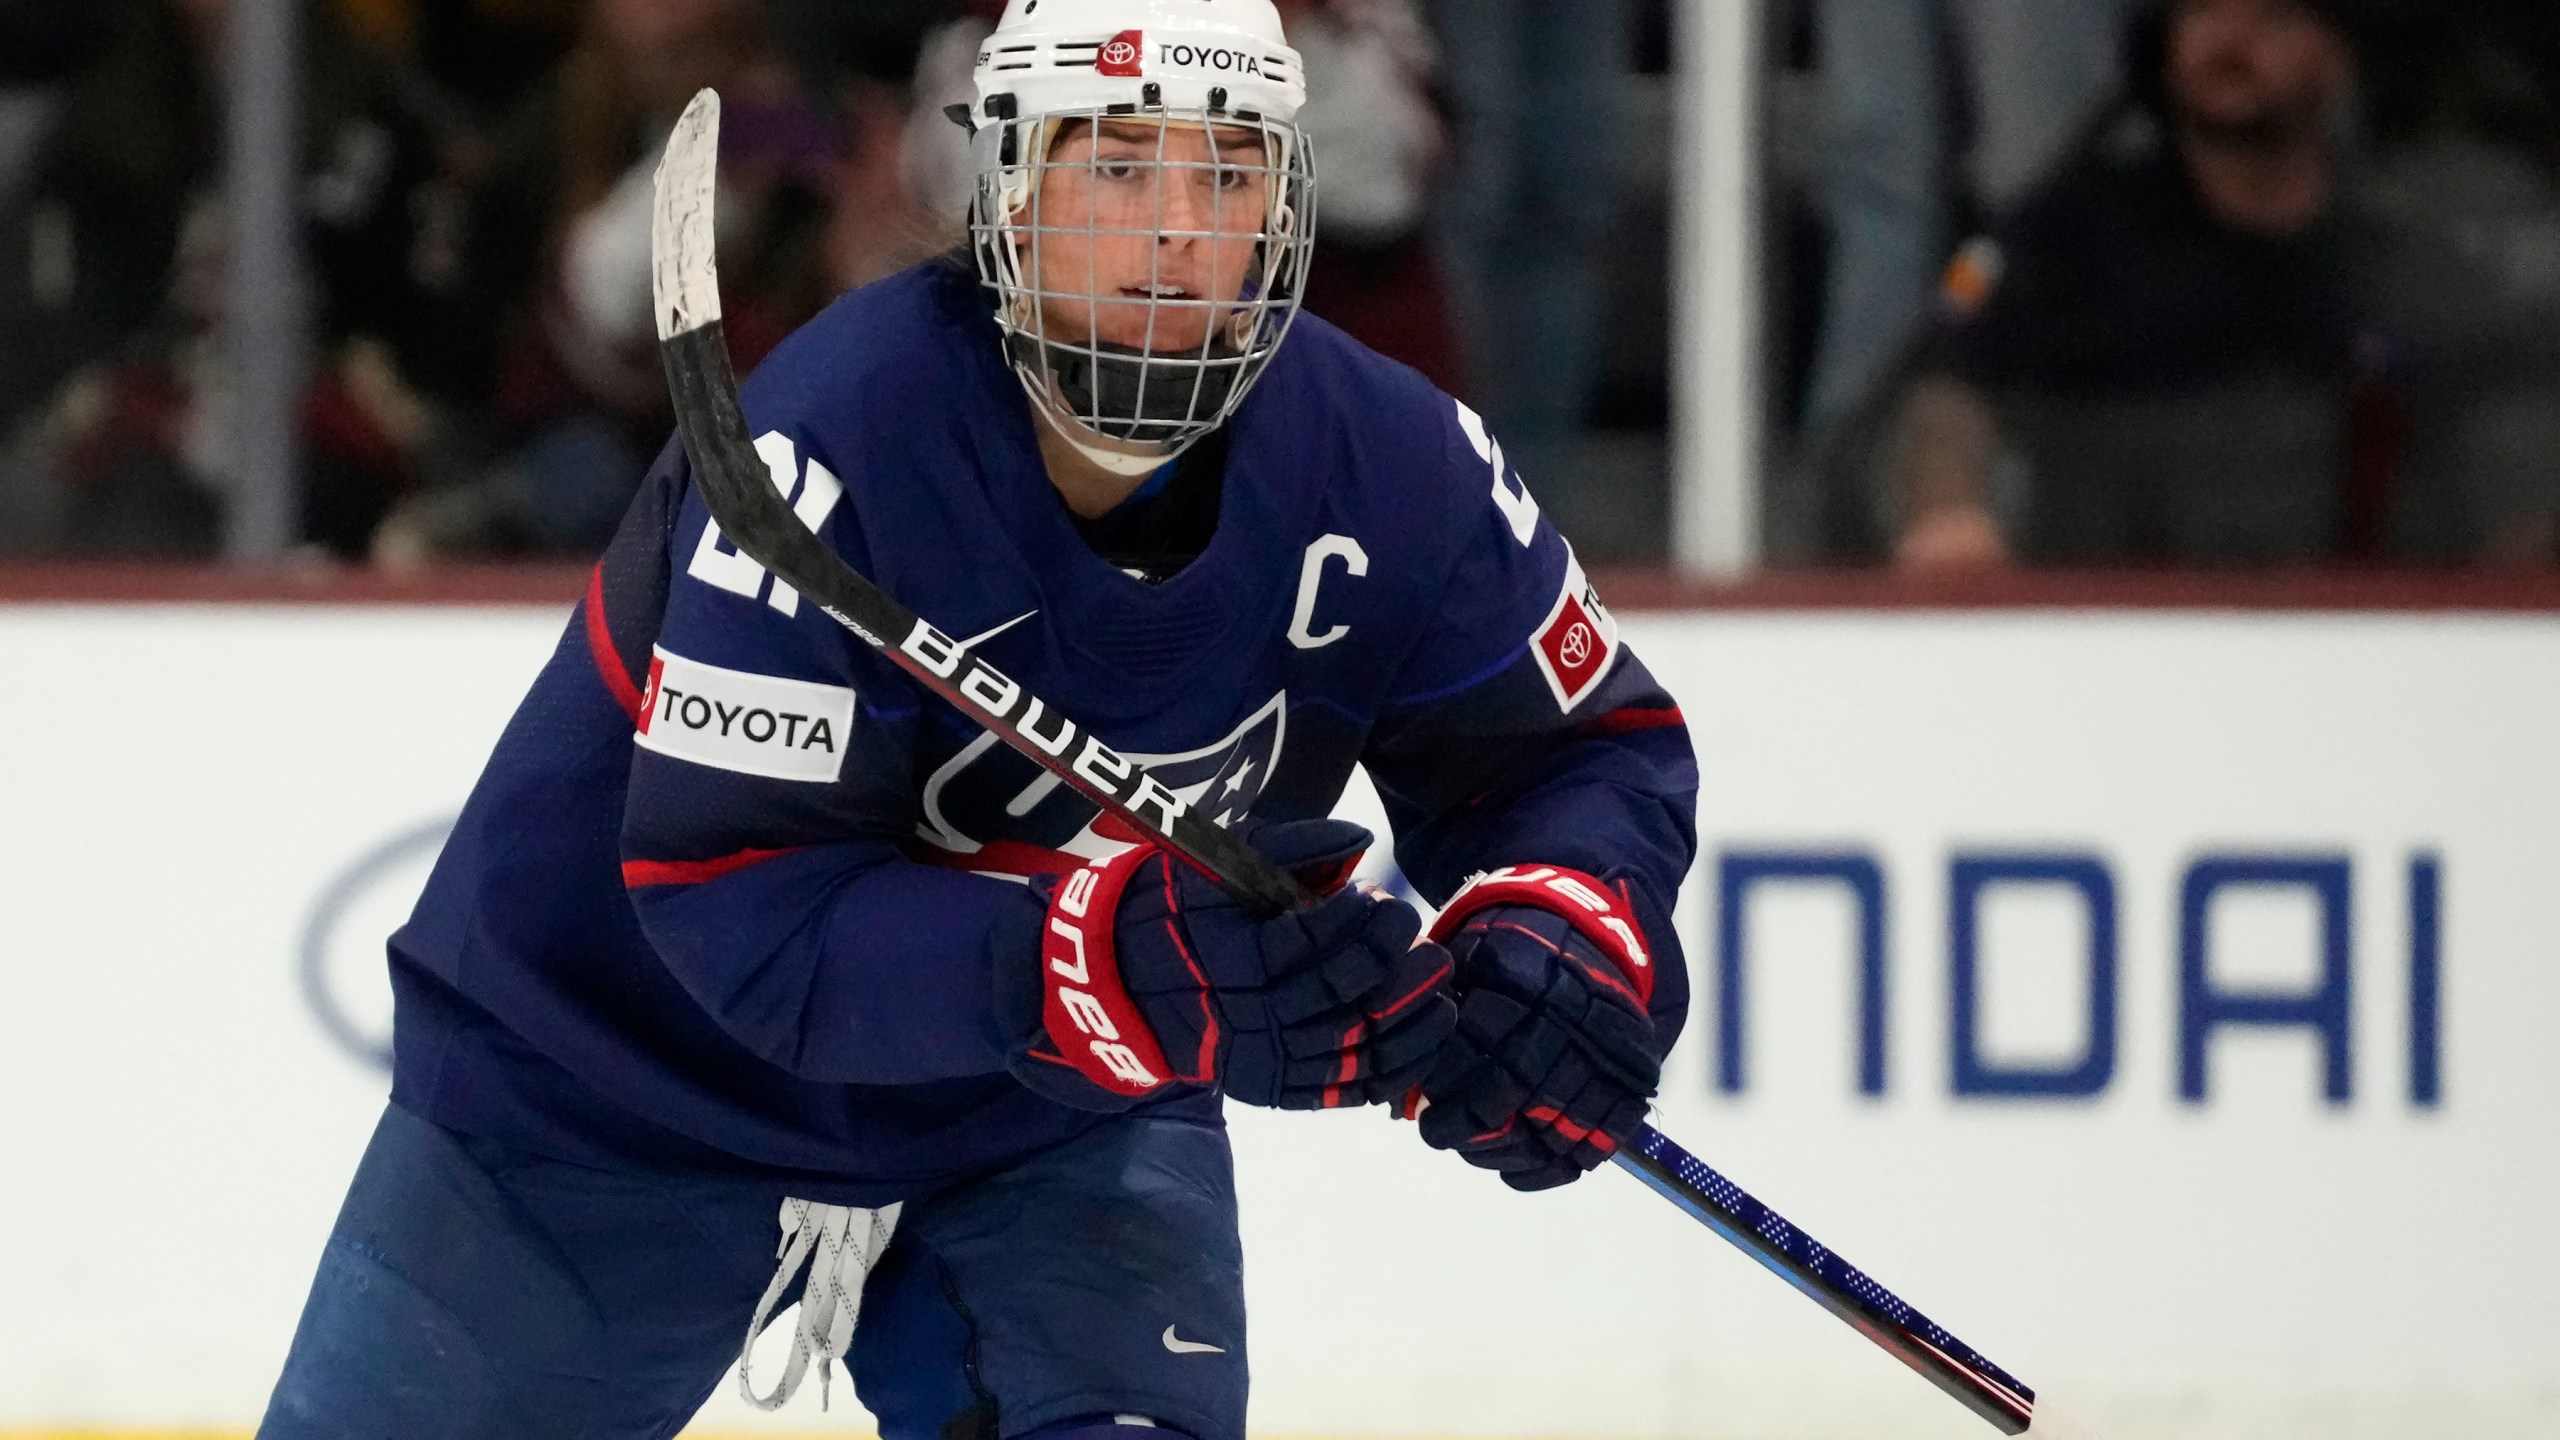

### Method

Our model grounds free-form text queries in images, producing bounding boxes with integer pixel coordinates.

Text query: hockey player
[258,2,1698,1438]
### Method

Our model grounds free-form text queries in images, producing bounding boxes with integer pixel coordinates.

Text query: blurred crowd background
[1781,0,2560,571]
[1,0,2556,572]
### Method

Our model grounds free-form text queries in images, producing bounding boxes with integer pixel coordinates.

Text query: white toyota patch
[635,647,856,783]
[1529,550,1622,713]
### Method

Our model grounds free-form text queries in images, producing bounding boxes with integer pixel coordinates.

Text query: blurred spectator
[1274,0,1464,393]
[0,0,204,544]
[330,0,582,122]
[764,0,954,290]
[0,0,489,557]
[373,0,867,562]
[1429,0,1630,493]
[1805,0,2131,442]
[1889,0,2560,570]
[765,0,954,103]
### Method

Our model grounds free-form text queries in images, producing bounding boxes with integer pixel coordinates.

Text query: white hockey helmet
[964,0,1318,473]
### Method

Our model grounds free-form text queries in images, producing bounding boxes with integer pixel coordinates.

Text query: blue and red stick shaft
[1612,1124,2036,1434]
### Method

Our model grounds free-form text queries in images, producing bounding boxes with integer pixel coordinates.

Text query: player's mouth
[1121,284,1192,300]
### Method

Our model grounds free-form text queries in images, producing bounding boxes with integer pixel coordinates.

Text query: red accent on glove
[1320,1019,1366,1110]
[1427,864,1656,1008]
[1038,848,1178,1099]
[1524,1104,1620,1153]
[1295,852,1364,900]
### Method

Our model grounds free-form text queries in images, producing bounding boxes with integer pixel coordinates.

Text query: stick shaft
[1613,1126,2035,1434]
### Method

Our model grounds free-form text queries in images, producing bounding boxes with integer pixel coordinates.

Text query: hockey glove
[993,819,1457,1113]
[1413,866,1662,1192]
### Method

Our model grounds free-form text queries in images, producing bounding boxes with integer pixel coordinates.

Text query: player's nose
[1155,168,1218,240]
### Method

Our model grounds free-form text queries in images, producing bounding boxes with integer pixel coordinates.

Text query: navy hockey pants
[257,1103,1247,1440]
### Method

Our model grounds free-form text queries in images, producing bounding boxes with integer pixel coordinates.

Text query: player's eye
[1214,165,1251,192]
[1095,157,1144,182]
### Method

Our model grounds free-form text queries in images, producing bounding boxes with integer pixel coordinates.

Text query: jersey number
[687,432,845,617]
[1455,401,1539,548]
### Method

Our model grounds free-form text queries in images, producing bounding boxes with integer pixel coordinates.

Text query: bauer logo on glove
[1414,863,1665,1191]
[1039,860,1177,1093]
[994,820,1459,1113]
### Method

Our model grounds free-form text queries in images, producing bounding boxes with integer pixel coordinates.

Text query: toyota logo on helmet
[1098,29,1144,75]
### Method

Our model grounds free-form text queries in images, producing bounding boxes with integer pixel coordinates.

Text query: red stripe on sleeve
[1582,706,1686,737]
[584,565,646,723]
[622,847,805,889]
[917,838,1086,880]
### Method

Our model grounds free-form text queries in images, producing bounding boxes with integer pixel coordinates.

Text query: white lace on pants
[738,1198,902,1411]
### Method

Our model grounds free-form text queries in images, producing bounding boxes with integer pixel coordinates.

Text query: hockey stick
[650,90,2034,1436]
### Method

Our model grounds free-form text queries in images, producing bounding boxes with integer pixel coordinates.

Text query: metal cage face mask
[971,108,1316,461]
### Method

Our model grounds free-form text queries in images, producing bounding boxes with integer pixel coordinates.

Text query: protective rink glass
[972,106,1318,456]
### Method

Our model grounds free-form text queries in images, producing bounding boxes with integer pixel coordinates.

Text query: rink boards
[1,600,2556,1440]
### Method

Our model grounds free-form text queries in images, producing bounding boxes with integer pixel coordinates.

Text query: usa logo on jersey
[916,693,1287,879]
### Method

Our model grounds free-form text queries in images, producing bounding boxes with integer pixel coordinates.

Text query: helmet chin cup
[1008,332,1250,451]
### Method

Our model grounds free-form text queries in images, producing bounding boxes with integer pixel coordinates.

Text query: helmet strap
[1029,387,1190,477]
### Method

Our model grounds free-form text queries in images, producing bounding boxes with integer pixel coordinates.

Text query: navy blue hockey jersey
[388,260,1699,1205]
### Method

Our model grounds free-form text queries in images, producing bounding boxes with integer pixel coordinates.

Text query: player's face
[2167,0,2353,138]
[1024,119,1275,356]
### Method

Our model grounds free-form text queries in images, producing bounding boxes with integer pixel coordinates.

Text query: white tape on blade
[652,88,725,341]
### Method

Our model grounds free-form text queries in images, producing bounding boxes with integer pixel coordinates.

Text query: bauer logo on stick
[1097,30,1144,75]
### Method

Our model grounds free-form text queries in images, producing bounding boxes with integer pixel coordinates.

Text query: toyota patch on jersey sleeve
[1530,551,1622,712]
[635,647,857,783]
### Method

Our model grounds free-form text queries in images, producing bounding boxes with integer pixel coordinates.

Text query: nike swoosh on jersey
[1161,1324,1226,1355]
[956,610,1038,651]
